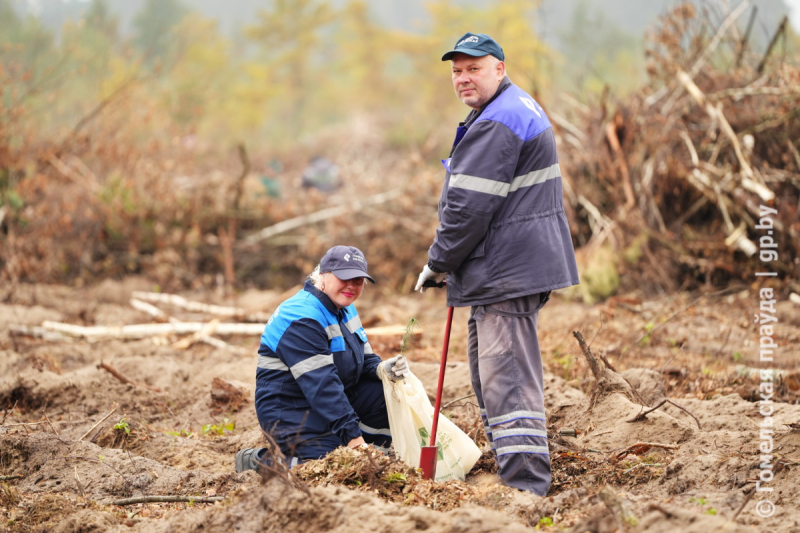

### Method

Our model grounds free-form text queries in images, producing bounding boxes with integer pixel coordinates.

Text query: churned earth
[1,279,798,532]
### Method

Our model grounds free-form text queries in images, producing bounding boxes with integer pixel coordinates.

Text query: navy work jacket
[255,281,382,448]
[430,77,579,307]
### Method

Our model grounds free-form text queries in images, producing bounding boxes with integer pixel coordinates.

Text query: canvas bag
[379,369,481,482]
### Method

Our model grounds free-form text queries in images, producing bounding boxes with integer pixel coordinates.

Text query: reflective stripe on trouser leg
[468,292,551,496]
[468,319,489,446]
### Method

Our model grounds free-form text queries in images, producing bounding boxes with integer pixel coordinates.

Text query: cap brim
[331,269,376,284]
[441,48,490,61]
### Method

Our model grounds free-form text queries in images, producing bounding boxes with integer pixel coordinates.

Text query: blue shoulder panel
[476,84,552,142]
[261,291,328,352]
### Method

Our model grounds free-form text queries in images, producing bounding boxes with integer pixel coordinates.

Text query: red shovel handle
[429,306,454,447]
[421,305,454,480]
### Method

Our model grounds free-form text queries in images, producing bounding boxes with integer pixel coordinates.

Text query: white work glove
[380,355,410,381]
[414,264,444,293]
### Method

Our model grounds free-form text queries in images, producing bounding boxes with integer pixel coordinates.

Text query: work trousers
[467,291,551,496]
[285,378,392,463]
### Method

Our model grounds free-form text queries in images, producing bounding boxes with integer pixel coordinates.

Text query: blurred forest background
[1,0,799,300]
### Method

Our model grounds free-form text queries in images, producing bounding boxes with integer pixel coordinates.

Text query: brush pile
[554,3,799,297]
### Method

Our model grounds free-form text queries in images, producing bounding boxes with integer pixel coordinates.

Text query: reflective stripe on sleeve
[495,444,549,456]
[488,410,546,426]
[359,422,392,437]
[509,163,561,192]
[363,342,374,355]
[449,174,510,197]
[257,355,289,371]
[325,324,343,339]
[290,354,333,379]
[344,315,363,333]
[449,164,560,198]
[492,428,548,440]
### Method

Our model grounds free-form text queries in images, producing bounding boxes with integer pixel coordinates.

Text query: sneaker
[235,448,266,473]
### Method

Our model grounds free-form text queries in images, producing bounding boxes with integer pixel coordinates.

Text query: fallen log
[41,321,264,339]
[131,292,271,322]
[8,325,73,342]
[130,298,177,323]
[243,188,404,244]
[172,319,220,350]
[37,321,411,341]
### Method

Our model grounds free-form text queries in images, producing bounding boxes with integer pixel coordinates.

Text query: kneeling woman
[237,245,408,471]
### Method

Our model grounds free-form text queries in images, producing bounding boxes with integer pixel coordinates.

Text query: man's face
[451,53,505,110]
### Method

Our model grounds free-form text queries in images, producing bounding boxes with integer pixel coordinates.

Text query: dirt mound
[122,478,533,533]
[2,280,799,531]
[3,432,254,502]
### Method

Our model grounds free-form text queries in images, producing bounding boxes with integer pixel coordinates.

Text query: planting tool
[419,279,452,480]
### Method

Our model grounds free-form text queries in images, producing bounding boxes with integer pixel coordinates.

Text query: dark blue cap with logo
[441,32,505,62]
[320,245,375,284]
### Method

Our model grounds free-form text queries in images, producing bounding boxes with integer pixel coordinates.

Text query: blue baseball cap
[320,245,375,284]
[441,32,505,62]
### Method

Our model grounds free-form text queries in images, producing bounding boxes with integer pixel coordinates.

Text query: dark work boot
[235,448,268,473]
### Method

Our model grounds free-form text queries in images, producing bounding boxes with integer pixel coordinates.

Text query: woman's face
[321,273,365,309]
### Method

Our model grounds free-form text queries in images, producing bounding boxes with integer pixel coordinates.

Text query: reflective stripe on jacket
[255,281,382,447]
[429,77,579,307]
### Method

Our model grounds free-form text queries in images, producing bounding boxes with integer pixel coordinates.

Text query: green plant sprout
[202,418,235,436]
[113,418,131,435]
[385,473,406,484]
[167,420,193,438]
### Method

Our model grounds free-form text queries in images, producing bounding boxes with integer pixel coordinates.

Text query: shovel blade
[420,446,438,480]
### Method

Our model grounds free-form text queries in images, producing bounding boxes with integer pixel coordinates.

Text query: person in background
[414,33,579,496]
[236,245,409,472]
[301,156,340,192]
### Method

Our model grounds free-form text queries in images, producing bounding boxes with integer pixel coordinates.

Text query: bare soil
[1,279,798,532]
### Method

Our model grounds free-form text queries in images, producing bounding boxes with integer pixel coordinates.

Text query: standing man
[414,33,579,496]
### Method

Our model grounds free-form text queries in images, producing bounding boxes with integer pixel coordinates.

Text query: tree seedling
[400,317,420,356]
[384,472,406,484]
[202,418,235,436]
[167,420,193,438]
[113,418,131,435]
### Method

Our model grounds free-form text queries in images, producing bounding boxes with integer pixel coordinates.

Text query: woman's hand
[347,436,366,448]
[381,355,410,381]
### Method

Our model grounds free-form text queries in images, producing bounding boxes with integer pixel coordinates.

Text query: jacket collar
[463,76,512,127]
[303,280,344,317]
